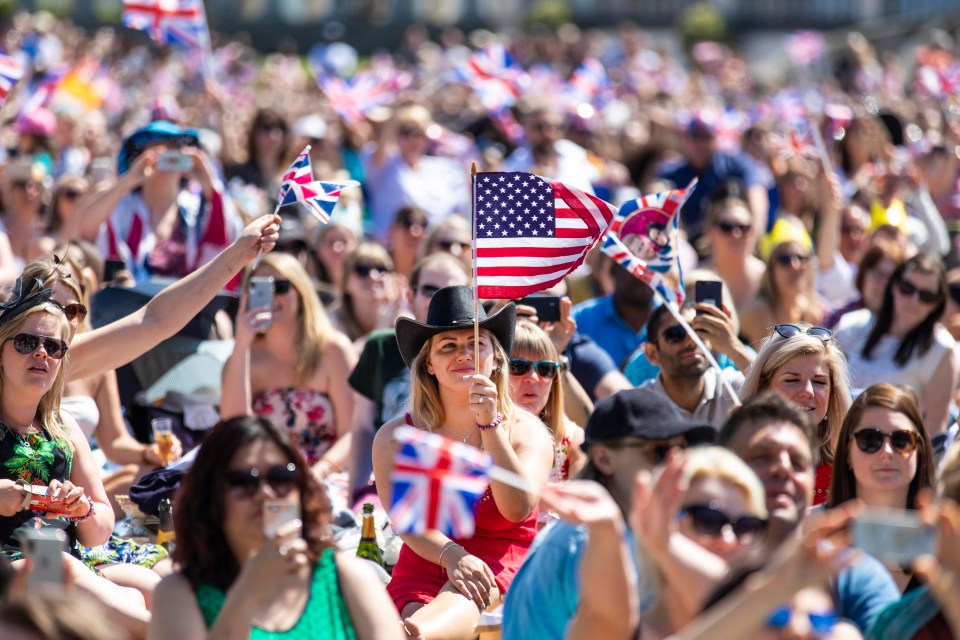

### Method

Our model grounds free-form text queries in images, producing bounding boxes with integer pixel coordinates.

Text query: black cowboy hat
[395,285,516,368]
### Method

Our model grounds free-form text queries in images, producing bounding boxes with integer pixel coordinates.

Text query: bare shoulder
[510,409,553,448]
[153,572,200,613]
[372,415,408,450]
[335,552,384,585]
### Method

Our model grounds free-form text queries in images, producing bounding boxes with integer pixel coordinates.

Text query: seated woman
[834,254,959,440]
[330,241,405,349]
[827,383,936,591]
[149,416,402,639]
[0,281,149,637]
[372,285,553,640]
[221,252,357,480]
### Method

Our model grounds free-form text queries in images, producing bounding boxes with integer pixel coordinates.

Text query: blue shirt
[502,521,646,640]
[571,295,648,370]
[656,151,762,240]
[564,332,619,402]
[834,553,901,632]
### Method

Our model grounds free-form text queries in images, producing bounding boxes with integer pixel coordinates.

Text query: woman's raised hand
[236,214,282,264]
[441,544,497,611]
[234,292,271,348]
[463,373,498,427]
[235,518,310,603]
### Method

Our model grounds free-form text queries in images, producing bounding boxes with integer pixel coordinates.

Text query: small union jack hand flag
[769,126,819,161]
[390,426,493,538]
[0,52,23,108]
[276,146,360,223]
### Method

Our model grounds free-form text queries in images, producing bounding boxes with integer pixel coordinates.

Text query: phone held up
[852,508,936,569]
[518,295,562,323]
[16,528,67,589]
[155,150,194,172]
[247,276,275,332]
[695,280,723,315]
[263,499,302,540]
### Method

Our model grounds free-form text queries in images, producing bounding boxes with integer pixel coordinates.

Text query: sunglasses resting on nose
[224,463,299,498]
[852,428,920,455]
[775,253,810,267]
[6,333,69,359]
[353,263,391,278]
[716,221,752,235]
[896,279,939,304]
[656,324,689,345]
[679,504,767,541]
[412,284,441,299]
[509,358,561,378]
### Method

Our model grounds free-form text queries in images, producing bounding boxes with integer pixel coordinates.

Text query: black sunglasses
[716,221,752,236]
[949,283,960,306]
[616,440,681,465]
[896,279,940,304]
[412,284,441,299]
[398,126,426,138]
[509,358,561,379]
[60,189,83,200]
[680,504,767,541]
[6,333,68,359]
[773,323,833,341]
[273,279,292,295]
[353,263,391,278]
[655,324,689,345]
[399,217,428,231]
[775,253,810,267]
[55,302,88,323]
[224,462,299,499]
[852,428,920,455]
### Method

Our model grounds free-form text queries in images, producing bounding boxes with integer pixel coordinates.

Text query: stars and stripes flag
[473,172,616,299]
[276,146,360,223]
[122,0,210,50]
[390,426,493,538]
[454,42,529,112]
[769,126,819,161]
[0,52,23,108]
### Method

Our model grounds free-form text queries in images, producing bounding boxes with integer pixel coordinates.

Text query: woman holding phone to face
[149,416,402,640]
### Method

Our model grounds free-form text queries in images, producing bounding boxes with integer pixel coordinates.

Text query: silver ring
[278,545,289,557]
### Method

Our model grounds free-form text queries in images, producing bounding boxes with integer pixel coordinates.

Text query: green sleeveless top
[196,548,357,639]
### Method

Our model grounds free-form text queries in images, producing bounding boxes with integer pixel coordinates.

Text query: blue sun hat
[117,120,200,176]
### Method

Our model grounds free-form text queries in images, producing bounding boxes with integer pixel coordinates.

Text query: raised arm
[75,150,157,242]
[66,214,280,381]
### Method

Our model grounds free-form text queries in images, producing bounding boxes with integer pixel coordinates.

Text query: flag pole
[471,162,480,377]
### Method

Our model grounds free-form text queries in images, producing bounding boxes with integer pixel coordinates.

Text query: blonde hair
[339,242,394,341]
[740,325,851,462]
[511,320,567,441]
[0,304,72,447]
[682,446,768,519]
[410,329,515,433]
[242,252,332,385]
[22,259,89,334]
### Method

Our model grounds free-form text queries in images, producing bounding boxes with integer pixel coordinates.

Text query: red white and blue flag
[787,31,827,67]
[473,172,616,299]
[769,125,819,161]
[0,52,23,108]
[454,42,529,112]
[316,68,402,124]
[601,232,684,307]
[390,426,493,538]
[276,146,360,223]
[564,57,611,109]
[122,0,210,49]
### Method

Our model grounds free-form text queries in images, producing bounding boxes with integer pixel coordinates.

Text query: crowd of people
[1,7,960,640]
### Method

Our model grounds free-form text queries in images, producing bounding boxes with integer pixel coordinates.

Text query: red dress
[813,462,832,506]
[386,419,539,612]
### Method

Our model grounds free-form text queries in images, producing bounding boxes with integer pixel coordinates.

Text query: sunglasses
[398,127,426,138]
[224,462,299,499]
[6,333,68,359]
[56,302,88,323]
[272,279,292,295]
[11,180,38,191]
[509,358,561,379]
[680,504,767,542]
[767,606,838,636]
[60,189,83,200]
[655,324,689,345]
[437,240,468,253]
[617,440,681,465]
[399,218,428,232]
[715,221,752,236]
[353,263,391,278]
[412,284,441,299]
[774,323,833,341]
[896,279,940,304]
[775,253,811,267]
[852,428,920,455]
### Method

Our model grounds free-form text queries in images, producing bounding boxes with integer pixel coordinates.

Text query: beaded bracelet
[71,498,95,523]
[477,413,503,431]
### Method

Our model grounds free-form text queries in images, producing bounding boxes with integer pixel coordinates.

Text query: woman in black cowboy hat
[372,285,553,640]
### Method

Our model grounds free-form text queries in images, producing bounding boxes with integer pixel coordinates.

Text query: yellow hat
[760,218,813,260]
[869,199,908,234]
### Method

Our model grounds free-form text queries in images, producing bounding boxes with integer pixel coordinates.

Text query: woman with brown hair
[330,241,405,348]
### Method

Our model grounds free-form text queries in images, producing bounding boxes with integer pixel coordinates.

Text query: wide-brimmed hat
[395,286,515,368]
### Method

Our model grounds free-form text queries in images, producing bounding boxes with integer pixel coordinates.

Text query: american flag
[390,426,493,538]
[454,42,529,112]
[276,146,360,223]
[769,126,819,161]
[0,52,23,108]
[787,31,827,67]
[122,0,210,49]
[601,233,684,307]
[474,172,616,299]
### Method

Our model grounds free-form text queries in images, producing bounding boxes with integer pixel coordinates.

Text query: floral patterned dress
[253,388,337,465]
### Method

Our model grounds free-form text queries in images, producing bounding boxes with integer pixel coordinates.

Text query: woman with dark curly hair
[149,416,401,639]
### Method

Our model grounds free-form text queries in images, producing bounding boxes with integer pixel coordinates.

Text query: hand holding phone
[156,150,194,172]
[695,281,723,315]
[518,295,562,323]
[247,276,274,332]
[263,498,301,540]
[852,508,936,568]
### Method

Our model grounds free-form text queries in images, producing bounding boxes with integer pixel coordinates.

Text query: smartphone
[103,258,126,284]
[263,499,302,539]
[518,295,562,322]
[695,280,723,315]
[16,528,66,589]
[852,508,936,568]
[247,276,274,331]
[156,150,193,172]
[89,157,115,183]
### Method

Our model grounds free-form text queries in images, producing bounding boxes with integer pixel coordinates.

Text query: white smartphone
[263,499,301,539]
[852,508,936,568]
[16,528,67,589]
[247,276,274,332]
[156,150,194,172]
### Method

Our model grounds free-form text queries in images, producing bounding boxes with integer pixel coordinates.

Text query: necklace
[443,425,479,444]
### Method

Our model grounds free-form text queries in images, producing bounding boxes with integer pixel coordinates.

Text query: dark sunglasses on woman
[851,428,920,455]
[896,279,940,304]
[679,504,767,542]
[773,323,833,341]
[272,279,292,295]
[225,462,299,499]
[412,284,441,299]
[6,333,69,359]
[775,253,810,267]
[715,221,752,236]
[949,282,960,306]
[509,358,561,378]
[56,302,88,323]
[353,263,391,278]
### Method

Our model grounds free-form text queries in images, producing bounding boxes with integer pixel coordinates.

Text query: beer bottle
[356,503,383,566]
[156,498,175,552]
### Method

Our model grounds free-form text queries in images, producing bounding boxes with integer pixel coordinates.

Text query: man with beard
[640,303,750,428]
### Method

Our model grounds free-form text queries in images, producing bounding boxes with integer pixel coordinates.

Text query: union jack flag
[601,232,684,307]
[18,65,66,118]
[917,64,960,102]
[390,426,493,538]
[565,57,611,108]
[769,126,819,161]
[276,146,360,223]
[787,31,827,67]
[122,0,210,49]
[473,172,616,299]
[454,42,529,112]
[0,52,23,108]
[316,68,401,124]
